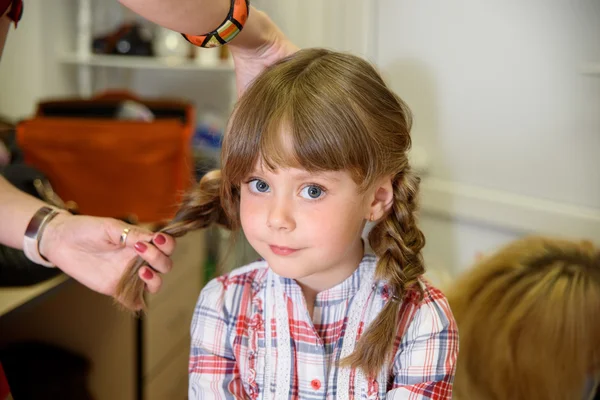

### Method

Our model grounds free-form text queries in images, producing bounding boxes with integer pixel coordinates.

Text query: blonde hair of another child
[447,236,600,400]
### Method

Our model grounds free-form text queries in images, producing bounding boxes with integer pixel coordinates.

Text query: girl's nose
[267,198,296,232]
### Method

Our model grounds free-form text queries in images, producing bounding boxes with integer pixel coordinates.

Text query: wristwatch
[23,206,64,268]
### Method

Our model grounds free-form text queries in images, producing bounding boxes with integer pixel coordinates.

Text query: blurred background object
[152,26,190,59]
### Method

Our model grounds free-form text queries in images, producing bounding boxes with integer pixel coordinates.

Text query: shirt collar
[276,253,377,306]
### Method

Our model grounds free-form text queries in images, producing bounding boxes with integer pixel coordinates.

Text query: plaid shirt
[189,254,458,399]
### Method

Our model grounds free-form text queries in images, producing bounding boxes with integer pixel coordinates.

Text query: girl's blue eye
[249,179,270,193]
[300,185,325,199]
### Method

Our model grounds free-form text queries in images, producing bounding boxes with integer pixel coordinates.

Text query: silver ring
[119,228,131,247]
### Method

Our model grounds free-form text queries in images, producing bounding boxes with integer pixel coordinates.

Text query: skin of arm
[118,0,287,56]
[0,176,48,250]
[0,8,9,60]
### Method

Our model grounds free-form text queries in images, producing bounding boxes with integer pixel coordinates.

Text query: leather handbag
[16,91,195,223]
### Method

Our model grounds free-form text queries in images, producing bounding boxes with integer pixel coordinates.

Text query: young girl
[118,48,458,399]
[446,236,600,400]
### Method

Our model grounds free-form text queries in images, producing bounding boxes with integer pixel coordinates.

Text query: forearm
[229,8,278,52]
[118,0,230,36]
[118,0,275,52]
[0,9,11,59]
[0,176,47,250]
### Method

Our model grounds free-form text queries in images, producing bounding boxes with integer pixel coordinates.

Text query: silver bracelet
[23,206,63,267]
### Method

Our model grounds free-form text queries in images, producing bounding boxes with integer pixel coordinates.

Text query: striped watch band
[182,0,250,48]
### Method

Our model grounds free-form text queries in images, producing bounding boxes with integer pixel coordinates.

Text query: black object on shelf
[92,23,154,57]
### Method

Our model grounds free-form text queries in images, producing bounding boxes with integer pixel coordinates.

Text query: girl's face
[240,162,371,293]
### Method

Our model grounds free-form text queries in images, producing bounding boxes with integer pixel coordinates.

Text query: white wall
[376,0,600,275]
[254,0,375,59]
[378,0,600,208]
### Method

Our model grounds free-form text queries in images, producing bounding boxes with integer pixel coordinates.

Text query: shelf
[61,53,235,72]
[580,63,600,75]
[0,274,70,317]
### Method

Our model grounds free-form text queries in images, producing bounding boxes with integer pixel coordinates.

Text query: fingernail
[154,234,166,245]
[134,242,147,253]
[142,268,153,280]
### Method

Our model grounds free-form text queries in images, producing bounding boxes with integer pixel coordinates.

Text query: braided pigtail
[115,170,230,311]
[342,168,425,376]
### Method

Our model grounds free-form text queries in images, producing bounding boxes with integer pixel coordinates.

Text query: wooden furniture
[142,229,206,400]
[0,229,206,400]
[0,277,138,399]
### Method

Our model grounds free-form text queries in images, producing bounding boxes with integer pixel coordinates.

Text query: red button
[311,379,321,390]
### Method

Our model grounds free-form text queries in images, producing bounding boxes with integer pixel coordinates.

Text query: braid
[115,170,230,311]
[341,167,425,376]
[375,169,426,298]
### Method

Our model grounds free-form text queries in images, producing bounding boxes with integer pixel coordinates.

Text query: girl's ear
[366,176,394,222]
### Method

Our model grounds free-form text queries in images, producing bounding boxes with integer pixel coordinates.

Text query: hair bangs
[221,103,304,187]
[222,69,377,189]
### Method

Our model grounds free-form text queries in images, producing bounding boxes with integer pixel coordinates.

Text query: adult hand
[39,213,176,300]
[230,9,299,97]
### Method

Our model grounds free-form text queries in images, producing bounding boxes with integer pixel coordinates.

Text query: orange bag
[16,91,195,223]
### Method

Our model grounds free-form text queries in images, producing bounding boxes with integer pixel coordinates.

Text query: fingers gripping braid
[115,170,229,311]
[342,168,425,376]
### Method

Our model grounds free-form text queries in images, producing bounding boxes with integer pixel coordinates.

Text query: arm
[0,176,46,250]
[189,277,246,399]
[0,176,175,297]
[118,0,299,95]
[0,7,10,60]
[118,0,229,39]
[120,0,274,51]
[386,291,459,399]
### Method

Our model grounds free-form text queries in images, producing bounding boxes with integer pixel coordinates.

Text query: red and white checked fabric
[189,254,458,399]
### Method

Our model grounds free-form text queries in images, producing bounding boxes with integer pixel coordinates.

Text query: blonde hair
[115,48,425,377]
[447,236,600,400]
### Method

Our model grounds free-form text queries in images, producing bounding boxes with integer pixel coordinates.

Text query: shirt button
[311,379,321,390]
